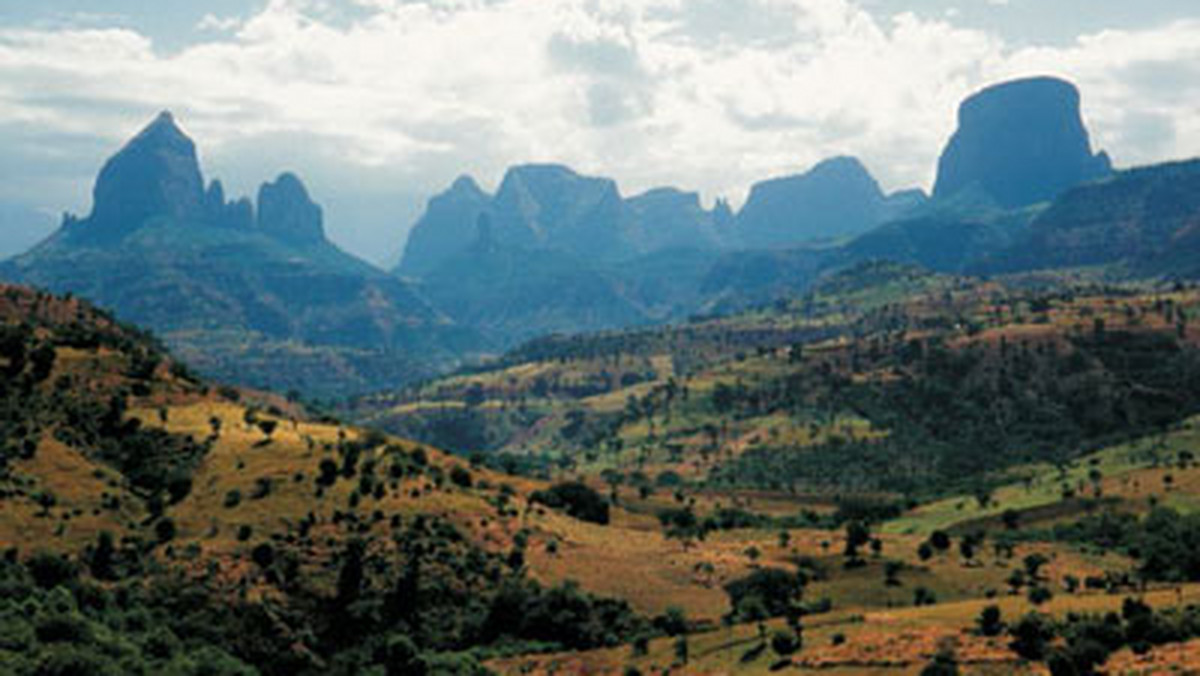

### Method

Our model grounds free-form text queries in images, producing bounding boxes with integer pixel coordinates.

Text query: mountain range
[3,75,1198,396]
[0,112,478,397]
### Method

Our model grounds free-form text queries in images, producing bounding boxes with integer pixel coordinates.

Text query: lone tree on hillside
[257,419,278,442]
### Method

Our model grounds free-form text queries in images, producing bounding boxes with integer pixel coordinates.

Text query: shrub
[724,568,806,619]
[978,605,1004,637]
[771,629,801,657]
[155,518,177,544]
[531,481,610,525]
[1009,613,1056,660]
[449,466,473,489]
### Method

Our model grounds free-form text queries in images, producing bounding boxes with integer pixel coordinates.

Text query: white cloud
[197,13,242,33]
[0,0,1198,262]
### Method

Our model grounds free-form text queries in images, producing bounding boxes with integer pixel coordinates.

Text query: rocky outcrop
[78,111,206,243]
[204,180,254,231]
[491,163,626,256]
[256,173,325,245]
[397,176,490,276]
[933,76,1112,208]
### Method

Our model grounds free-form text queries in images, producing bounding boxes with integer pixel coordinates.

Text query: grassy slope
[9,276,1200,673]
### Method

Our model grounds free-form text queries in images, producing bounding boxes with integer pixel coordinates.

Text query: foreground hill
[353,264,1200,673]
[0,283,656,673]
[0,113,480,397]
[8,281,1200,675]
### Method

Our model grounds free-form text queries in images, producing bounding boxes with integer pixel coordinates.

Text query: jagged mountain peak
[256,172,325,245]
[73,110,206,243]
[449,174,487,195]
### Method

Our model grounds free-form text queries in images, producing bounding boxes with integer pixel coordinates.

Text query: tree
[884,561,904,587]
[745,546,761,564]
[257,419,278,441]
[673,634,689,666]
[1007,569,1026,594]
[1009,613,1055,660]
[531,481,610,525]
[929,530,951,553]
[724,568,806,625]
[1027,585,1053,606]
[26,551,77,589]
[918,542,934,562]
[1023,553,1049,582]
[959,539,976,566]
[844,521,871,560]
[155,517,176,543]
[920,646,960,676]
[317,459,339,487]
[89,531,116,581]
[771,628,801,657]
[977,605,1004,637]
[337,538,367,607]
[449,465,473,488]
[29,342,56,383]
[383,634,420,676]
[656,606,688,637]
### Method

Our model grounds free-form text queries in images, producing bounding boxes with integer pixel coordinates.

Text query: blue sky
[2,0,1198,263]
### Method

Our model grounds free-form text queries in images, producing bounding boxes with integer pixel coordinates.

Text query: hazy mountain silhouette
[736,156,920,247]
[398,176,491,277]
[4,75,1194,389]
[0,112,479,396]
[933,77,1112,208]
[397,164,731,277]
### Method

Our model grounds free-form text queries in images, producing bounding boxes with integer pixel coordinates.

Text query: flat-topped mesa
[256,172,326,246]
[933,76,1112,208]
[81,110,207,242]
[737,156,888,247]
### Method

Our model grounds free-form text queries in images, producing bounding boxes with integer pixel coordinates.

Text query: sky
[1,0,1198,264]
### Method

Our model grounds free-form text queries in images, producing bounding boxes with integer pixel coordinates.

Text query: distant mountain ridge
[980,159,1200,276]
[5,75,1197,396]
[398,163,734,276]
[395,155,924,344]
[736,156,923,248]
[398,156,918,278]
[1,112,480,396]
